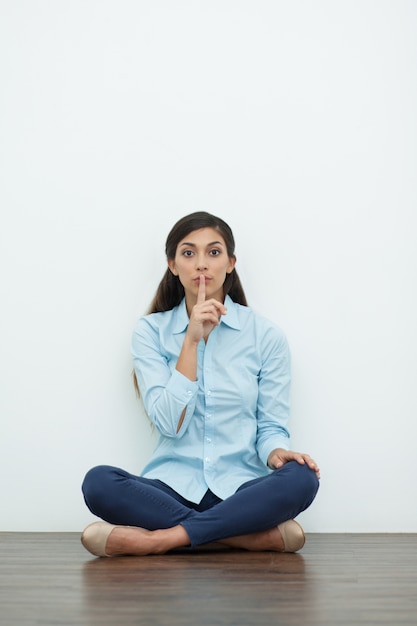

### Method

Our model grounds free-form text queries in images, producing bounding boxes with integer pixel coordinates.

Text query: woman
[81,211,320,557]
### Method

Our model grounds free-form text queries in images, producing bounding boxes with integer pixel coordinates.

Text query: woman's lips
[193,276,211,283]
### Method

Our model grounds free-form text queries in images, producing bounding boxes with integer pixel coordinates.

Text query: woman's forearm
[175,334,199,382]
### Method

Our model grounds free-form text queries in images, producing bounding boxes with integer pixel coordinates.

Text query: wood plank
[0,533,416,625]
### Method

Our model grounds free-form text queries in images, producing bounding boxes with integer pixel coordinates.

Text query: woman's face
[168,227,235,304]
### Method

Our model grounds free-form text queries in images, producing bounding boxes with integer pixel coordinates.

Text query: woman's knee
[278,460,320,505]
[81,464,117,508]
[292,461,320,504]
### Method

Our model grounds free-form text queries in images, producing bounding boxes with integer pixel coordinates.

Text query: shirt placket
[200,337,214,480]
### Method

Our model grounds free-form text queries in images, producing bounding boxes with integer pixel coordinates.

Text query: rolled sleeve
[160,369,199,437]
[132,317,199,438]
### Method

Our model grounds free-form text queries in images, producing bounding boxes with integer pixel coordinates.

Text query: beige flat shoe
[277,519,306,552]
[81,521,116,557]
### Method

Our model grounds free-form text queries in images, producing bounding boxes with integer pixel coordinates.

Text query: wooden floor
[0,533,416,626]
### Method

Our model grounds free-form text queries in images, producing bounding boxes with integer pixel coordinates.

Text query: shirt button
[206,437,211,443]
[207,390,211,396]
[187,391,192,396]
[205,457,210,463]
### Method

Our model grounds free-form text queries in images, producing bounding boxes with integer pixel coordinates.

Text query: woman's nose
[196,256,208,271]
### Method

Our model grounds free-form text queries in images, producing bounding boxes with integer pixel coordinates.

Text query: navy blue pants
[82,462,319,547]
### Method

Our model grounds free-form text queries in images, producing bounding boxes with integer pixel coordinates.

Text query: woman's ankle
[218,527,285,552]
[106,525,191,556]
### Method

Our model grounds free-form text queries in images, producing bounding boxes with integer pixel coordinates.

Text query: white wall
[1,0,416,532]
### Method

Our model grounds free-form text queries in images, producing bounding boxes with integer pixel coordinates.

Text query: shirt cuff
[258,437,291,467]
[165,368,199,402]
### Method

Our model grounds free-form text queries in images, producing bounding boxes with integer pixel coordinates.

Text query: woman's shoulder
[229,298,288,342]
[134,302,184,334]
[231,298,283,328]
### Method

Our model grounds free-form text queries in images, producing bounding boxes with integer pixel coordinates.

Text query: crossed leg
[81,462,319,556]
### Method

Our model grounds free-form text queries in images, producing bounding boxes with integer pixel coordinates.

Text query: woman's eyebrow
[179,241,224,248]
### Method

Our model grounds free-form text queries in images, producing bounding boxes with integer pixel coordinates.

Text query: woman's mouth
[193,276,210,283]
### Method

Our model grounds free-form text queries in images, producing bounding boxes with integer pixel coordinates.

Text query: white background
[1,1,416,532]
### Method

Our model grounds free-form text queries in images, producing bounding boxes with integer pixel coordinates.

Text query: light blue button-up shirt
[131,295,291,503]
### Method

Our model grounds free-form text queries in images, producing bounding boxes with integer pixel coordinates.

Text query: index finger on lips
[197,274,206,303]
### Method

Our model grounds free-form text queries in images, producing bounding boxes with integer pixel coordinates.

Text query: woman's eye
[183,250,194,257]
[209,249,220,256]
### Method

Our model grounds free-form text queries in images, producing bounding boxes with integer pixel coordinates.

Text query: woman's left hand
[267,448,321,479]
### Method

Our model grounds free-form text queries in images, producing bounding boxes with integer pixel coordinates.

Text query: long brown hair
[133,212,248,394]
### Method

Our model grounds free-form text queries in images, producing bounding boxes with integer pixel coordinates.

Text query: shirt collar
[172,294,241,334]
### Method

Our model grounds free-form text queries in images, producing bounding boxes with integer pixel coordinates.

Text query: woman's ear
[226,255,236,274]
[167,259,178,276]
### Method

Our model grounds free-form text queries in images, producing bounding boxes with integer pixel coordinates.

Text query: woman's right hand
[176,275,227,384]
[187,275,227,343]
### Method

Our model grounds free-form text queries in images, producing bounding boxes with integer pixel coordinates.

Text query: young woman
[81,211,320,557]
